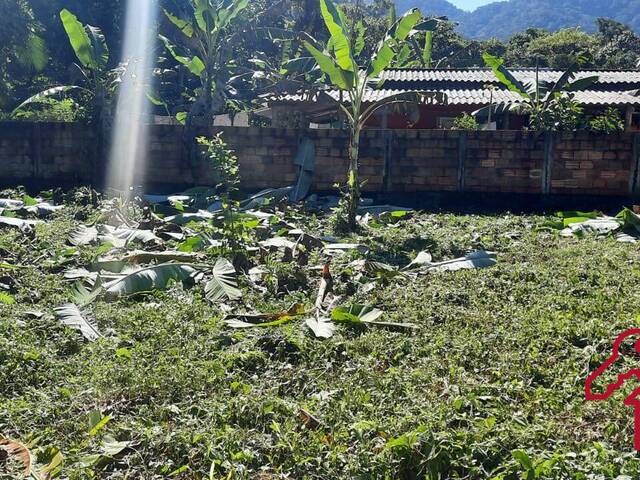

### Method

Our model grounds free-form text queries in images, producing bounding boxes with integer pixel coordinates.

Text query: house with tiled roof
[263,68,640,131]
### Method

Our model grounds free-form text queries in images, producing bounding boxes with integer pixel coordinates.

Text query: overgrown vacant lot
[3,189,640,479]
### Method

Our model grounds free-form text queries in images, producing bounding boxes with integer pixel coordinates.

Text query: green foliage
[503,27,549,66]
[199,133,240,199]
[499,19,640,69]
[480,53,595,131]
[204,258,242,302]
[417,18,506,68]
[7,197,640,478]
[60,8,109,71]
[0,0,48,109]
[2,0,640,120]
[330,186,360,234]
[527,95,584,132]
[388,16,449,69]
[13,9,115,125]
[101,263,200,299]
[10,97,81,122]
[526,28,597,69]
[339,0,394,61]
[262,257,309,296]
[0,291,15,304]
[595,18,640,69]
[452,112,480,130]
[160,0,251,124]
[299,0,443,230]
[54,303,101,341]
[588,107,625,134]
[198,133,243,251]
[482,52,530,96]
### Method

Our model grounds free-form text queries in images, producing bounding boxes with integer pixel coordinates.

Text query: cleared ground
[2,189,640,479]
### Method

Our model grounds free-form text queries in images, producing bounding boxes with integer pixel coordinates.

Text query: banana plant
[160,0,252,125]
[0,1,49,110]
[14,9,117,124]
[388,9,447,70]
[300,0,445,231]
[475,53,599,130]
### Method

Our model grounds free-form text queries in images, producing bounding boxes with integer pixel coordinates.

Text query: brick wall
[2,121,640,197]
[551,131,635,195]
[384,130,458,192]
[0,122,96,183]
[464,130,545,193]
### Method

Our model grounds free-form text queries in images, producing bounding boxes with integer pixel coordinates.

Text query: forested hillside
[400,0,640,39]
[1,0,639,118]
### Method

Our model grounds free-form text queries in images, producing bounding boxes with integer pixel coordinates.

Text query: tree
[525,28,597,69]
[0,0,48,110]
[594,18,640,70]
[399,19,506,69]
[477,53,598,131]
[14,9,117,126]
[160,0,252,125]
[340,0,395,62]
[301,0,444,231]
[27,0,125,95]
[588,106,625,133]
[503,28,548,66]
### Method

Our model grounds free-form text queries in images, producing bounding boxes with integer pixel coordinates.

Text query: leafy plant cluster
[2,1,640,122]
[476,53,624,133]
[526,94,585,132]
[15,9,120,127]
[8,97,81,122]
[197,133,243,251]
[287,0,445,230]
[588,106,626,133]
[452,112,480,130]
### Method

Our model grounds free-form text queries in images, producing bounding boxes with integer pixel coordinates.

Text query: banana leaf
[54,303,101,341]
[204,258,241,302]
[102,263,200,298]
[319,0,355,73]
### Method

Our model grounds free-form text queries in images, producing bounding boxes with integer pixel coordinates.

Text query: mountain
[395,0,467,20]
[397,0,640,39]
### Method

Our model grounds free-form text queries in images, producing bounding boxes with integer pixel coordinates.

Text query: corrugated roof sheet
[274,89,640,106]
[443,89,640,106]
[379,68,640,85]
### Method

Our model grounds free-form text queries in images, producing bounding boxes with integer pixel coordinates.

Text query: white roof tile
[379,68,640,85]
[274,88,640,107]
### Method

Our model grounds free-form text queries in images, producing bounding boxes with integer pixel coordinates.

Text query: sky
[448,0,499,10]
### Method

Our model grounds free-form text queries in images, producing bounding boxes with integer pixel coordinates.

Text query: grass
[2,192,640,479]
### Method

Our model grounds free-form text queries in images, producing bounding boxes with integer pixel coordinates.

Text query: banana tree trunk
[346,128,361,230]
[94,89,110,189]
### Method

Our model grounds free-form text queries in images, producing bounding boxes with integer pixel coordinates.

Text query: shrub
[198,133,242,251]
[526,95,584,131]
[10,98,82,122]
[198,133,240,196]
[588,107,625,133]
[452,113,480,130]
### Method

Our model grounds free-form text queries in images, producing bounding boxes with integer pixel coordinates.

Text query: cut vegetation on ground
[2,187,640,479]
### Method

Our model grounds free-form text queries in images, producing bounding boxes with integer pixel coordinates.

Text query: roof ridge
[381,67,640,73]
